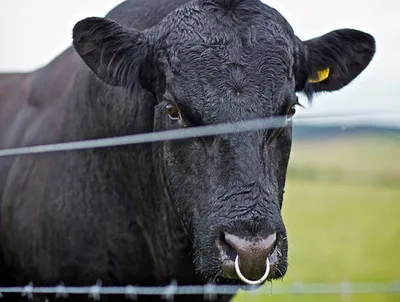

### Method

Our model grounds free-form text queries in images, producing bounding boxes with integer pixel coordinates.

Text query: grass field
[233,133,400,302]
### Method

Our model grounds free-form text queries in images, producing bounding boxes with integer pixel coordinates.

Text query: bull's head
[72,0,375,285]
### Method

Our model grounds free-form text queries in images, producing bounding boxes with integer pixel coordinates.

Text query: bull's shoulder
[0,73,29,87]
[0,71,32,144]
[0,47,82,149]
[0,72,31,104]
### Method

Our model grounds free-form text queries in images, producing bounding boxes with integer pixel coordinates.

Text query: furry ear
[72,17,150,88]
[295,29,376,99]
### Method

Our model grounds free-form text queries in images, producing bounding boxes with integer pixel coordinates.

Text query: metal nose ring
[234,255,270,285]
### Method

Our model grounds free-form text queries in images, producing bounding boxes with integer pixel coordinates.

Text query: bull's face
[73,0,375,285]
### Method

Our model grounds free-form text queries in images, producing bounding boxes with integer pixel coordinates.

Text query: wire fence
[0,110,398,157]
[0,109,399,299]
[1,281,400,300]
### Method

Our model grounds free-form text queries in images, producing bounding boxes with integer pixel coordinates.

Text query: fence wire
[0,110,398,157]
[0,281,400,300]
[0,109,399,299]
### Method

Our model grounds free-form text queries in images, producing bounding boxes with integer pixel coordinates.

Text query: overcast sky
[0,0,398,127]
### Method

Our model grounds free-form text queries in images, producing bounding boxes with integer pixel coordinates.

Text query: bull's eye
[266,103,297,145]
[287,105,296,120]
[166,103,181,120]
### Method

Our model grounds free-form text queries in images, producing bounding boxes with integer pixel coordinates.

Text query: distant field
[288,134,400,187]
[234,134,400,302]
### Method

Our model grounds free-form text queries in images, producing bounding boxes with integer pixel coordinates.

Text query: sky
[0,0,399,127]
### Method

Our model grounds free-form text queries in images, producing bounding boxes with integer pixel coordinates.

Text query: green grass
[287,134,400,187]
[233,134,400,302]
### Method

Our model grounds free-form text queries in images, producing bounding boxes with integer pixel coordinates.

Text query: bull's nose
[221,232,276,281]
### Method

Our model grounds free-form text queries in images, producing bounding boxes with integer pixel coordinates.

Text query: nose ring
[234,255,270,285]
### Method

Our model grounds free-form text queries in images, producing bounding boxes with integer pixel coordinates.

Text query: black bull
[0,0,375,301]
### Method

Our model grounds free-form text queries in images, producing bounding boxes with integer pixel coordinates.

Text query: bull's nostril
[216,233,237,262]
[223,232,276,281]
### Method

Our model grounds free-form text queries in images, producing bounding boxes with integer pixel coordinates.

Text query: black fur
[294,28,376,100]
[0,0,375,301]
[73,17,149,88]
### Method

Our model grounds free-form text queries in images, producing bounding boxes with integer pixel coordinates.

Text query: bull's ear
[72,17,149,87]
[295,29,376,99]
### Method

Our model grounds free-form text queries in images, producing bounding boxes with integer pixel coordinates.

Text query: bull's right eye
[166,103,181,120]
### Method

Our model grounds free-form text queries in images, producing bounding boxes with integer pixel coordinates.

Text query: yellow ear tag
[308,67,330,83]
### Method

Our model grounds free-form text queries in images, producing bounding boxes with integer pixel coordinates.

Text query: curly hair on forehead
[201,0,242,10]
[216,0,241,9]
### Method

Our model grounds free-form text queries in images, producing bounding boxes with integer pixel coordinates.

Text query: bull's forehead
[159,1,296,124]
[165,49,293,123]
[161,0,295,50]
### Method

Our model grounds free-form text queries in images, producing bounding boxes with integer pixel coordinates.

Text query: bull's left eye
[266,103,297,145]
[287,105,296,121]
[166,103,181,120]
